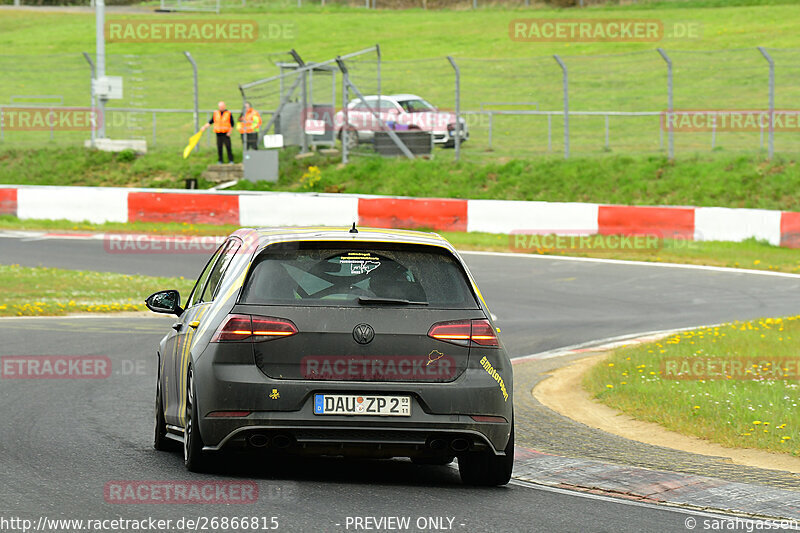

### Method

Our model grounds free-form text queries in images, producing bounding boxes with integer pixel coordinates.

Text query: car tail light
[470,319,499,347]
[428,319,498,348]
[428,320,472,347]
[211,314,297,343]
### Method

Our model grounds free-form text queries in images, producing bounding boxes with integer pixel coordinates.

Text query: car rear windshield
[240,242,479,309]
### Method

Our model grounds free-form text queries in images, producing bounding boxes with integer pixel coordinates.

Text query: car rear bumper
[434,128,469,145]
[194,360,513,457]
[201,416,508,458]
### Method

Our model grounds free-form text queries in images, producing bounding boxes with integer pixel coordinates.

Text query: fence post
[152,111,157,147]
[82,52,96,148]
[95,0,106,139]
[657,48,674,160]
[301,69,309,153]
[473,0,477,8]
[553,55,569,159]
[447,56,461,162]
[376,44,382,119]
[376,44,381,105]
[604,114,609,150]
[341,65,349,165]
[758,46,775,160]
[184,52,200,152]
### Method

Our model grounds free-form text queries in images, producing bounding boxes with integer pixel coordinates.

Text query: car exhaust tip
[248,434,269,448]
[429,438,448,450]
[272,434,292,449]
[449,438,470,453]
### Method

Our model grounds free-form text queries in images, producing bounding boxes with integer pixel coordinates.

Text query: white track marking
[511,323,724,363]
[460,250,800,279]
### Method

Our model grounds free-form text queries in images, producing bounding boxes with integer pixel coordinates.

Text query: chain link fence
[0,1,698,8]
[2,47,800,160]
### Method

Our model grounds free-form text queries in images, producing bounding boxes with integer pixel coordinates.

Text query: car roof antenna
[349,222,358,234]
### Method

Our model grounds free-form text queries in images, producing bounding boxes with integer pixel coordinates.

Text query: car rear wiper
[357,297,429,306]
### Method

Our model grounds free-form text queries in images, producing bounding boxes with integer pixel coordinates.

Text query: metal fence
[0,0,733,9]
[2,47,800,160]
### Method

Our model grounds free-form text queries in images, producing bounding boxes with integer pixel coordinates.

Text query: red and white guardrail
[0,185,797,248]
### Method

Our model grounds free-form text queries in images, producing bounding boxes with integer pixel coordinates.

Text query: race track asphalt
[1,234,798,532]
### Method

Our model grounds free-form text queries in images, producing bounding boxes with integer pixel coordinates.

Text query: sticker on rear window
[339,252,381,275]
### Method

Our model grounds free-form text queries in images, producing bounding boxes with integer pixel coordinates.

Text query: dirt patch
[533,352,800,474]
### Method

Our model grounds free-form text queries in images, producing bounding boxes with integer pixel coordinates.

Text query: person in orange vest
[201,101,235,164]
[236,101,262,151]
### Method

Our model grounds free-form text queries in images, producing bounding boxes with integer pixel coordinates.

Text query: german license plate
[313,394,411,417]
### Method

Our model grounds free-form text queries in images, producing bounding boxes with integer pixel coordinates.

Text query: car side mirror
[145,290,184,316]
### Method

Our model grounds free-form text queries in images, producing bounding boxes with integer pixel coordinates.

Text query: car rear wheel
[458,421,514,486]
[184,367,208,472]
[153,366,177,452]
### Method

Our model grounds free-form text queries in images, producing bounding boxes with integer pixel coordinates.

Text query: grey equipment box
[373,131,433,157]
[243,150,279,182]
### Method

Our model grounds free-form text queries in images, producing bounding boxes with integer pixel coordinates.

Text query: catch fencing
[2,48,800,160]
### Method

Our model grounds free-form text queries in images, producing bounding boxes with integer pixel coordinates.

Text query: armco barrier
[359,197,468,232]
[0,185,797,248]
[597,205,694,238]
[0,188,17,216]
[128,192,239,225]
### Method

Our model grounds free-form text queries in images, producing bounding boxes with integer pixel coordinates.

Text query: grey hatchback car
[146,226,514,486]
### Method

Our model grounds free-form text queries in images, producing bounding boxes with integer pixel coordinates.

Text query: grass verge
[584,316,800,456]
[4,148,800,212]
[0,263,195,317]
[2,216,800,274]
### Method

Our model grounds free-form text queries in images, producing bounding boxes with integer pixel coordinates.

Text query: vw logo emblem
[353,323,375,345]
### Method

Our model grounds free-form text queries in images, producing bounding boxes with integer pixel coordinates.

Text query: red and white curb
[1,185,799,248]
